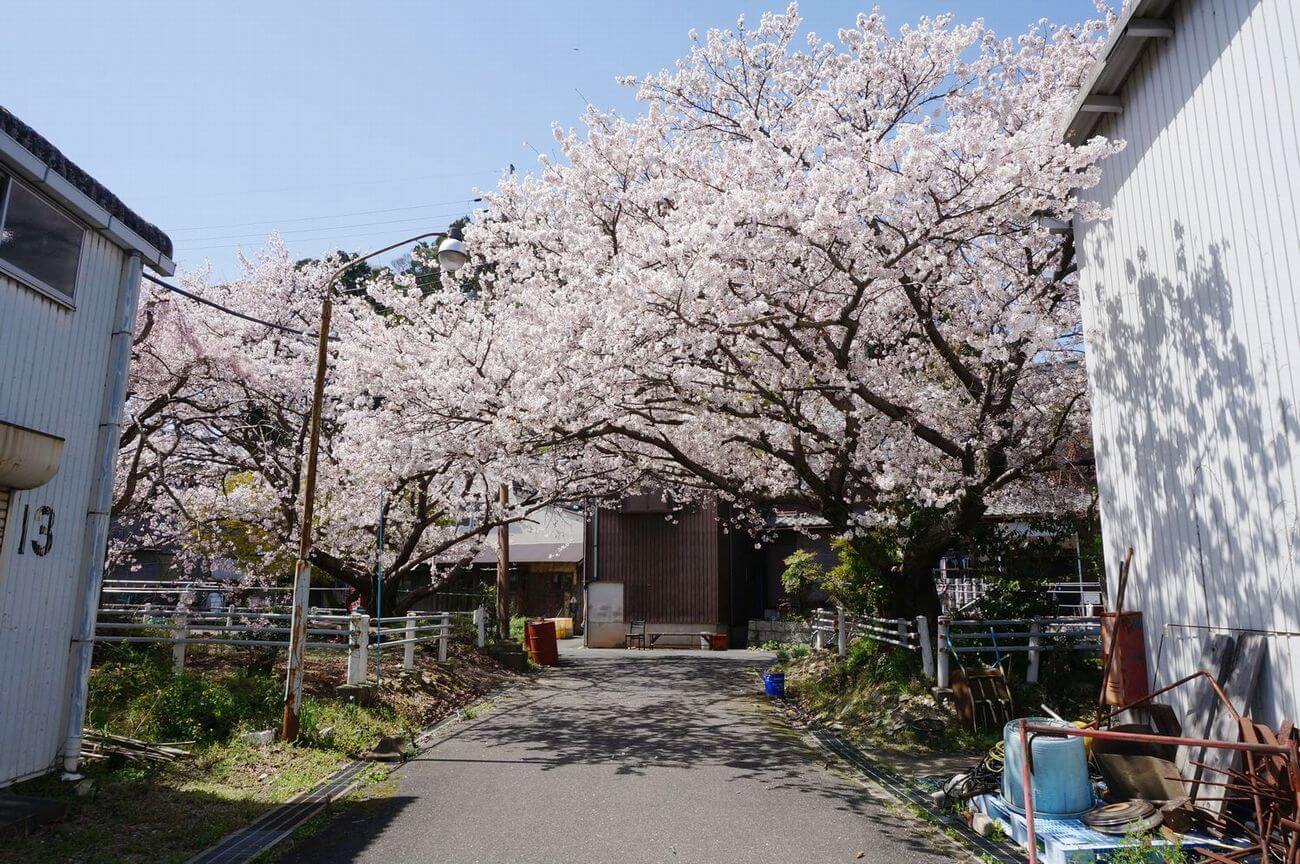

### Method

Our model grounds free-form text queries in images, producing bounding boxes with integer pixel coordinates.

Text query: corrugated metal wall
[0,230,125,784]
[1077,0,1300,724]
[594,500,721,626]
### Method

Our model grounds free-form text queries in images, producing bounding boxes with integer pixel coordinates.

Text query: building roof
[1062,0,1180,144]
[472,542,583,565]
[0,105,174,274]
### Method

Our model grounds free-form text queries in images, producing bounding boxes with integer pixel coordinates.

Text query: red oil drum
[524,619,559,666]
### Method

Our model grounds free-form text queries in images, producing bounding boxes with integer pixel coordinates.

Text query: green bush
[87,654,281,744]
[844,638,923,688]
[509,615,527,644]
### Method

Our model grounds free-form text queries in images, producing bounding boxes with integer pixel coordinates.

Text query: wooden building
[583,495,830,648]
[1068,0,1300,723]
[0,106,173,785]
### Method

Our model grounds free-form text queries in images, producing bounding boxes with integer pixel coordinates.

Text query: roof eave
[1061,0,1180,145]
[0,123,174,276]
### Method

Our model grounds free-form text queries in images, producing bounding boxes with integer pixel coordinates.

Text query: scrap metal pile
[943,549,1298,864]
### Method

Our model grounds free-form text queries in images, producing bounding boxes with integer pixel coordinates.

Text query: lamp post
[280,230,467,741]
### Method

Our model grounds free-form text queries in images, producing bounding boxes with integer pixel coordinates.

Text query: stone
[239,729,276,747]
[73,779,96,798]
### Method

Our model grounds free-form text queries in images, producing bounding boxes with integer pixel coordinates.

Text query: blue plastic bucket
[1001,718,1093,818]
[763,672,785,697]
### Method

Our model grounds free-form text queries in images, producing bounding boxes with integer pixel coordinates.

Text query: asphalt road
[278,647,954,864]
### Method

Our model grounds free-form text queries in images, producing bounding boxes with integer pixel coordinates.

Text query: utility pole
[496,482,510,639]
[280,230,467,742]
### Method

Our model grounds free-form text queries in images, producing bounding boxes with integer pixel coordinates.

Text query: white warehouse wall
[0,230,128,784]
[1077,0,1300,724]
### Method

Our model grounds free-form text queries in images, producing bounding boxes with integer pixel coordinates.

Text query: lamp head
[436,237,469,272]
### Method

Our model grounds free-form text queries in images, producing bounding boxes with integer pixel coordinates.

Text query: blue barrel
[763,672,785,697]
[1001,718,1092,818]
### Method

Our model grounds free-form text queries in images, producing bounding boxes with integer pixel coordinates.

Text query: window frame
[0,171,87,309]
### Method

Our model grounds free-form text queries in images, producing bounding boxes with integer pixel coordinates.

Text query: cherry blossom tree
[113,239,620,615]
[464,5,1120,616]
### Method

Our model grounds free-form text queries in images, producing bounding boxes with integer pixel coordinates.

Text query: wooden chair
[626,619,646,649]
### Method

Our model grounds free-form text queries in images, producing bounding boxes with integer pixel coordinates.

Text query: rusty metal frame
[1017,720,1298,864]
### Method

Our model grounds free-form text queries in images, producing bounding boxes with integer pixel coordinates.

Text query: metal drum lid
[1082,800,1164,835]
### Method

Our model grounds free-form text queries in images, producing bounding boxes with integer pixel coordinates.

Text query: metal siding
[595,500,721,626]
[0,229,124,784]
[1078,0,1300,724]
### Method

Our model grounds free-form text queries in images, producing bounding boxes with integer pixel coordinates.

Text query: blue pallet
[969,794,1243,864]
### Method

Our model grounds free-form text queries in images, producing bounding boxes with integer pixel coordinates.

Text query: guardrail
[93,603,490,684]
[811,608,1099,686]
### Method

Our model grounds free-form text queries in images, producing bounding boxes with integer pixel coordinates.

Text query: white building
[0,106,173,785]
[1070,0,1299,723]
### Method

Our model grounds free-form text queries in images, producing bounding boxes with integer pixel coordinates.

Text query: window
[0,488,10,558]
[0,173,85,302]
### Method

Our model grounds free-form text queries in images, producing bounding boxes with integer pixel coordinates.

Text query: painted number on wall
[16,504,54,557]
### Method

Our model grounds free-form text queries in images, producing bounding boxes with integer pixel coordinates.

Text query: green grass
[1,640,508,864]
[0,741,348,864]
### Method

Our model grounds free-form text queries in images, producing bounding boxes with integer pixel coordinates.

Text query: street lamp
[281,230,467,741]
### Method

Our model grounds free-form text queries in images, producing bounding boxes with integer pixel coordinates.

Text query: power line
[132,167,502,204]
[142,272,318,338]
[171,197,483,233]
[179,209,470,246]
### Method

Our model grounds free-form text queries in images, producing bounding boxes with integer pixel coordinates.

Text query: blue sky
[3,0,1096,280]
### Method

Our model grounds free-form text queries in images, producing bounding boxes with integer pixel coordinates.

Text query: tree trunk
[496,483,510,639]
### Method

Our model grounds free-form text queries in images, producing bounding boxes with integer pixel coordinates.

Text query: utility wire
[180,209,470,246]
[142,272,319,338]
[172,197,483,233]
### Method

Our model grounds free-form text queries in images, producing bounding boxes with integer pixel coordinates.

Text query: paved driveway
[279,648,953,864]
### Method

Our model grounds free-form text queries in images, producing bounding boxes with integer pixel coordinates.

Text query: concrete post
[403,612,417,671]
[172,610,189,673]
[1028,618,1043,684]
[896,618,909,647]
[836,606,848,658]
[916,615,935,680]
[937,616,950,688]
[439,612,451,662]
[474,606,486,648]
[812,611,824,651]
[347,613,369,685]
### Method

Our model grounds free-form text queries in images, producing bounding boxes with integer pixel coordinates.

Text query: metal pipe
[62,252,143,780]
[1020,719,1039,864]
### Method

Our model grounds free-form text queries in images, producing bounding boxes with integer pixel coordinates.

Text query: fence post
[474,606,486,648]
[1028,618,1043,684]
[171,610,189,672]
[937,616,950,688]
[403,612,417,671]
[438,612,450,662]
[916,615,934,680]
[836,606,847,658]
[812,610,824,651]
[896,618,909,647]
[347,613,369,685]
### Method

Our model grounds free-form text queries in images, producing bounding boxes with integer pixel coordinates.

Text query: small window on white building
[0,173,85,303]
[0,488,11,555]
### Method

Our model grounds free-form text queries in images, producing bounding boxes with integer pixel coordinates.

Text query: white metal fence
[809,607,1100,687]
[93,599,491,685]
